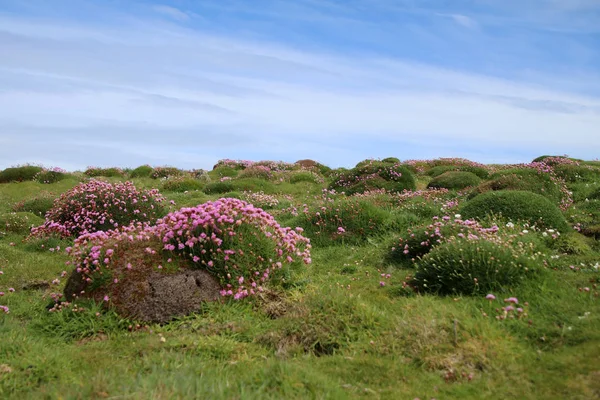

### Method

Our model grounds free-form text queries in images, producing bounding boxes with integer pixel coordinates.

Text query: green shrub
[12,191,57,217]
[238,165,273,180]
[292,198,390,247]
[461,190,569,231]
[427,171,481,190]
[161,176,204,192]
[552,164,600,183]
[0,212,44,234]
[84,167,125,178]
[211,166,239,178]
[289,170,324,184]
[427,165,489,179]
[204,181,235,194]
[587,187,600,200]
[329,161,416,195]
[150,167,183,179]
[130,165,154,178]
[411,239,537,295]
[381,157,401,164]
[34,169,68,184]
[550,232,592,255]
[470,168,563,203]
[0,165,43,183]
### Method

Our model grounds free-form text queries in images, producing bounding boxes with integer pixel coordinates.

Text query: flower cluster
[238,165,274,180]
[0,266,9,314]
[214,159,255,170]
[242,191,280,209]
[84,166,125,177]
[150,166,183,179]
[33,167,68,184]
[482,294,529,321]
[31,180,166,238]
[67,199,311,300]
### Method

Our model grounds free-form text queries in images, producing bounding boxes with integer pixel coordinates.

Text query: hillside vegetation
[0,156,599,399]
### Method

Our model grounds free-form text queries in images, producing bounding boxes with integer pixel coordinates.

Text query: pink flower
[103,295,110,302]
[379,281,386,287]
[504,297,519,304]
[486,294,496,300]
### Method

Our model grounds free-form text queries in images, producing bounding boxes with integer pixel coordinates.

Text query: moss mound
[469,168,563,203]
[461,190,569,231]
[427,171,481,190]
[329,161,416,195]
[0,166,43,183]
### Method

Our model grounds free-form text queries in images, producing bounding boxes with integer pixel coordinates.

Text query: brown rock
[63,268,221,323]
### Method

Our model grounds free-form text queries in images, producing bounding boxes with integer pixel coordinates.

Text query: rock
[63,268,221,323]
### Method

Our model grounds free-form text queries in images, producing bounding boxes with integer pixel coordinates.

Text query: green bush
[232,178,277,194]
[150,167,183,179]
[130,165,154,178]
[292,198,390,247]
[211,166,239,178]
[34,169,68,184]
[0,166,43,183]
[427,171,481,190]
[289,170,324,184]
[461,190,569,231]
[12,191,57,217]
[552,164,600,183]
[411,239,537,295]
[329,161,416,195]
[470,168,563,203]
[427,165,489,179]
[84,167,125,178]
[203,181,235,194]
[0,212,44,234]
[550,232,592,255]
[587,187,600,200]
[381,157,401,164]
[161,176,204,192]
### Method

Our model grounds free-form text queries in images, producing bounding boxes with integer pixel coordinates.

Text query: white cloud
[152,5,191,21]
[0,9,598,170]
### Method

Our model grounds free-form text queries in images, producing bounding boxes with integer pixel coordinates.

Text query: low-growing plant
[460,190,569,231]
[67,199,311,301]
[288,170,325,184]
[84,167,125,178]
[427,165,489,179]
[550,232,593,255]
[427,171,481,190]
[0,165,43,183]
[0,212,44,235]
[129,165,154,178]
[12,191,57,217]
[411,239,538,295]
[238,165,273,180]
[150,166,183,179]
[34,167,68,184]
[242,191,279,209]
[203,181,236,194]
[31,180,166,237]
[329,161,416,195]
[160,176,204,192]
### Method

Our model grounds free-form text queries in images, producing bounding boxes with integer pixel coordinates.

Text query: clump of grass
[0,165,43,183]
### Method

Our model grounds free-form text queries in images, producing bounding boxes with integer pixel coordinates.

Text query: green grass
[0,169,599,399]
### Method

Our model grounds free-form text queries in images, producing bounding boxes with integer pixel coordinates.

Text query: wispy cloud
[152,5,191,21]
[0,0,598,169]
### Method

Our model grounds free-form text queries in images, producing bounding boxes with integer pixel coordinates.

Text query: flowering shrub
[254,160,297,172]
[213,159,254,170]
[34,167,68,184]
[411,239,537,295]
[0,165,43,183]
[329,161,416,195]
[150,166,183,179]
[427,171,481,190]
[31,180,166,237]
[84,167,125,178]
[0,265,9,314]
[388,215,500,264]
[66,199,311,301]
[461,190,569,231]
[293,192,390,246]
[242,191,280,209]
[238,165,274,180]
[427,165,489,179]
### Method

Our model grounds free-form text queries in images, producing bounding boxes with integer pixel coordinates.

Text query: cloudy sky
[0,0,599,170]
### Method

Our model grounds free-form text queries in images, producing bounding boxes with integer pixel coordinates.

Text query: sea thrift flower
[486,294,496,300]
[504,297,519,304]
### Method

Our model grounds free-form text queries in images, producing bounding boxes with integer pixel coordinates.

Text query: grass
[0,166,599,399]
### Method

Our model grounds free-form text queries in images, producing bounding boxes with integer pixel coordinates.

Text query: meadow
[0,156,599,399]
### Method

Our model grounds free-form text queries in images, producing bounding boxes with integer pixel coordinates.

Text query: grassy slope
[0,177,599,400]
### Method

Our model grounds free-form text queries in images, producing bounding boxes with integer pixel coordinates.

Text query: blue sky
[0,0,599,170]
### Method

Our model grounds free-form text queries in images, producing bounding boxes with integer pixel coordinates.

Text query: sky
[0,0,599,171]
